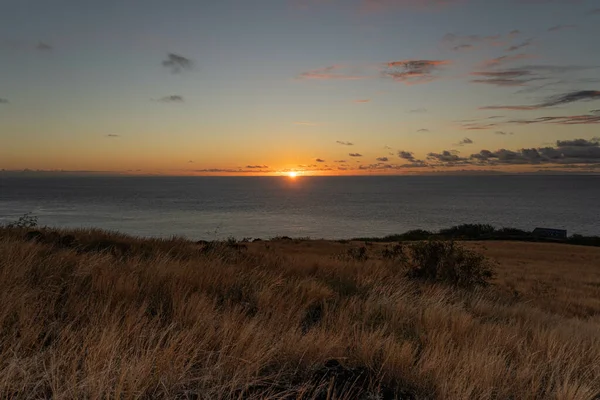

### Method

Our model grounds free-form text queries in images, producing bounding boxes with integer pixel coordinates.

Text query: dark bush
[382,243,407,261]
[347,246,368,261]
[439,224,496,239]
[405,240,494,289]
[568,234,600,247]
[6,213,38,229]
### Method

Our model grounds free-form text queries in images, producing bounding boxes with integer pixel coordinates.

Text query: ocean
[0,175,598,239]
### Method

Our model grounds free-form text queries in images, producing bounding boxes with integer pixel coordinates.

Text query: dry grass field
[1,227,599,399]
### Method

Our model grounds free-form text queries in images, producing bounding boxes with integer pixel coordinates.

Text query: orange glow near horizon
[288,171,298,178]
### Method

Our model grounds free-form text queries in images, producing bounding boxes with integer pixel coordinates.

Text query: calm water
[0,175,598,239]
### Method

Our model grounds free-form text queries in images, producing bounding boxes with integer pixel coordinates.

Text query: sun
[288,171,298,178]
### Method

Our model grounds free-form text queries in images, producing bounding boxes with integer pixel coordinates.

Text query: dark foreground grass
[1,226,599,399]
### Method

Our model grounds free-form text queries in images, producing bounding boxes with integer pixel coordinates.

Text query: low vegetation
[354,223,600,247]
[0,224,599,399]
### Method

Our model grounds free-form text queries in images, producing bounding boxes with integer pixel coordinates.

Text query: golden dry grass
[1,228,599,399]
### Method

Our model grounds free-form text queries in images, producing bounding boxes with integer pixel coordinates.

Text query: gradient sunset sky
[1,0,600,175]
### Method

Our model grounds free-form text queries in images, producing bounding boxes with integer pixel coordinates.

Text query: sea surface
[0,175,598,239]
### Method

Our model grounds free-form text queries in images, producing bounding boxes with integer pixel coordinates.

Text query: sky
[1,0,600,176]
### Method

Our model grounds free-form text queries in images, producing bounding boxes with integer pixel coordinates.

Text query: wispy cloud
[349,153,363,157]
[417,128,430,132]
[336,141,354,146]
[316,158,326,162]
[456,137,474,146]
[334,160,347,163]
[162,53,193,74]
[376,157,389,162]
[0,98,9,104]
[590,8,600,15]
[298,65,368,80]
[506,38,534,52]
[246,165,269,169]
[509,114,600,125]
[354,99,371,103]
[453,44,474,51]
[548,24,576,32]
[106,134,120,138]
[156,95,184,103]
[443,30,521,51]
[409,108,427,113]
[36,42,53,51]
[495,131,514,135]
[481,90,600,110]
[470,69,543,86]
[383,60,450,84]
[479,53,533,68]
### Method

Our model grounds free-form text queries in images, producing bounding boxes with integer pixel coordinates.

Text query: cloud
[383,60,450,84]
[349,153,363,157]
[354,99,371,103]
[548,24,576,32]
[509,114,600,125]
[469,138,600,166]
[36,42,53,51]
[556,138,600,147]
[479,53,533,68]
[453,44,474,51]
[470,69,543,86]
[592,109,600,114]
[188,160,194,163]
[336,141,354,145]
[298,65,368,80]
[376,157,389,162]
[398,151,415,162]
[193,168,260,173]
[590,8,600,14]
[456,137,474,146]
[409,108,427,113]
[106,134,120,138]
[443,30,523,51]
[539,90,600,107]
[316,158,326,162]
[506,38,533,52]
[480,90,600,110]
[157,95,184,103]
[334,160,347,163]
[246,165,269,169]
[427,150,468,164]
[0,98,9,104]
[417,128,430,132]
[162,53,193,73]
[495,131,514,135]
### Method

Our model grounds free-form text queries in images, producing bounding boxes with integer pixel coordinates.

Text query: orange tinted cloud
[297,65,368,80]
[478,53,533,68]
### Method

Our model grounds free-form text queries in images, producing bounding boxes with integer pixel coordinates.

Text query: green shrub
[405,240,494,289]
